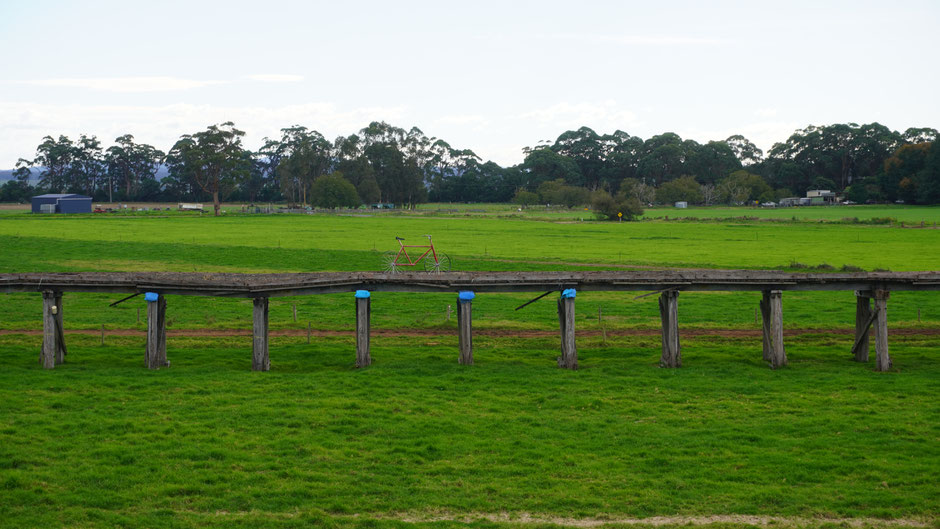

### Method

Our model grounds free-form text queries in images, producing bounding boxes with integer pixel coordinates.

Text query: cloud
[591,34,725,45]
[755,107,778,118]
[0,101,407,167]
[435,114,489,129]
[477,33,725,46]
[518,101,641,131]
[14,76,224,93]
[246,74,304,83]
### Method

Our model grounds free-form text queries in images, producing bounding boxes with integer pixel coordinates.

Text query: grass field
[0,208,938,528]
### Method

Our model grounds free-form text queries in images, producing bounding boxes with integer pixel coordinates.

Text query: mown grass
[0,333,938,529]
[1,213,938,271]
[0,211,938,528]
[0,213,937,332]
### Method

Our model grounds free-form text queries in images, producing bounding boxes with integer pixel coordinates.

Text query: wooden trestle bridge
[2,270,938,372]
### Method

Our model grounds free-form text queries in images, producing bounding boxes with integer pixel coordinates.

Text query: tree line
[3,121,938,216]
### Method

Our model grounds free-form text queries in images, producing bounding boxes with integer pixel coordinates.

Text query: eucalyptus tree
[275,126,332,206]
[724,135,764,166]
[32,135,74,192]
[104,134,164,201]
[165,122,251,216]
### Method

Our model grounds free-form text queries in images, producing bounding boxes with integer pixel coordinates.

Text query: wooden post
[145,293,168,369]
[854,290,872,362]
[457,291,474,365]
[760,290,787,369]
[53,292,67,365]
[252,297,270,371]
[874,289,891,372]
[658,290,680,367]
[557,289,577,369]
[355,291,371,368]
[292,303,297,322]
[40,291,57,369]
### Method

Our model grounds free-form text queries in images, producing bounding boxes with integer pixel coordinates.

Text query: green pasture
[0,333,938,529]
[1,213,938,272]
[641,205,940,223]
[0,210,938,528]
[0,212,937,332]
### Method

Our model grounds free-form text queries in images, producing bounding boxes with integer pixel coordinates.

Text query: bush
[592,190,644,221]
[656,175,702,204]
[512,189,539,208]
[310,173,360,208]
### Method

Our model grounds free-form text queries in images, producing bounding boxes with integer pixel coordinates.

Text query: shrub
[591,190,644,221]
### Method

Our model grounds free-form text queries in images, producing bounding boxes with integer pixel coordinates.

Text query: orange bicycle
[382,235,451,273]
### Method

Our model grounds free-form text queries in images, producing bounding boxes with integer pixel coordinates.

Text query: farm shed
[31,194,92,214]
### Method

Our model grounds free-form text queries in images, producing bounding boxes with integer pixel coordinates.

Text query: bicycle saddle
[396,236,405,240]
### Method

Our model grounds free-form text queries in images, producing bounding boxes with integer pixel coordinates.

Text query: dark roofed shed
[31,194,93,214]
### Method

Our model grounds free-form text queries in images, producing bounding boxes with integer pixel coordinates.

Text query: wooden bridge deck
[2,270,939,296]
[3,270,937,372]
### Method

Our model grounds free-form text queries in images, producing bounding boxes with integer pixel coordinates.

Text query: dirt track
[1,327,938,338]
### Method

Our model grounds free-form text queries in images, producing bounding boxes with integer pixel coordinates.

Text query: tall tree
[276,126,331,206]
[724,135,764,166]
[104,134,164,201]
[33,135,74,192]
[166,122,251,216]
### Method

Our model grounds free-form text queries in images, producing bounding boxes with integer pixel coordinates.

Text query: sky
[1,0,938,169]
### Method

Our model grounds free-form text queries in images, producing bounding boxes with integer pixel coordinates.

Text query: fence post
[457,291,474,365]
[355,291,371,368]
[874,289,891,371]
[760,290,787,369]
[252,297,270,371]
[557,289,577,369]
[40,291,57,369]
[145,292,168,369]
[659,290,680,367]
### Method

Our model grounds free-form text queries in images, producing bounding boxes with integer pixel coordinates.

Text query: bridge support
[759,290,787,369]
[252,297,270,371]
[145,293,168,369]
[40,290,67,369]
[557,289,577,369]
[355,291,371,368]
[659,290,681,367]
[853,291,872,362]
[874,289,891,372]
[457,291,474,365]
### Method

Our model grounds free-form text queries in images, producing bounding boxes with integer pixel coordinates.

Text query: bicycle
[382,235,451,273]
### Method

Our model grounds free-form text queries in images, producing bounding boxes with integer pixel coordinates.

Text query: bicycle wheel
[424,253,451,273]
[382,251,399,273]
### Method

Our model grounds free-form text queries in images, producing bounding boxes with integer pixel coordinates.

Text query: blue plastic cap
[144,292,159,302]
[458,291,475,302]
[561,288,576,299]
[354,290,371,299]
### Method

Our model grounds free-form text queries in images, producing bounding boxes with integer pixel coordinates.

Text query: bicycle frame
[392,236,439,267]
